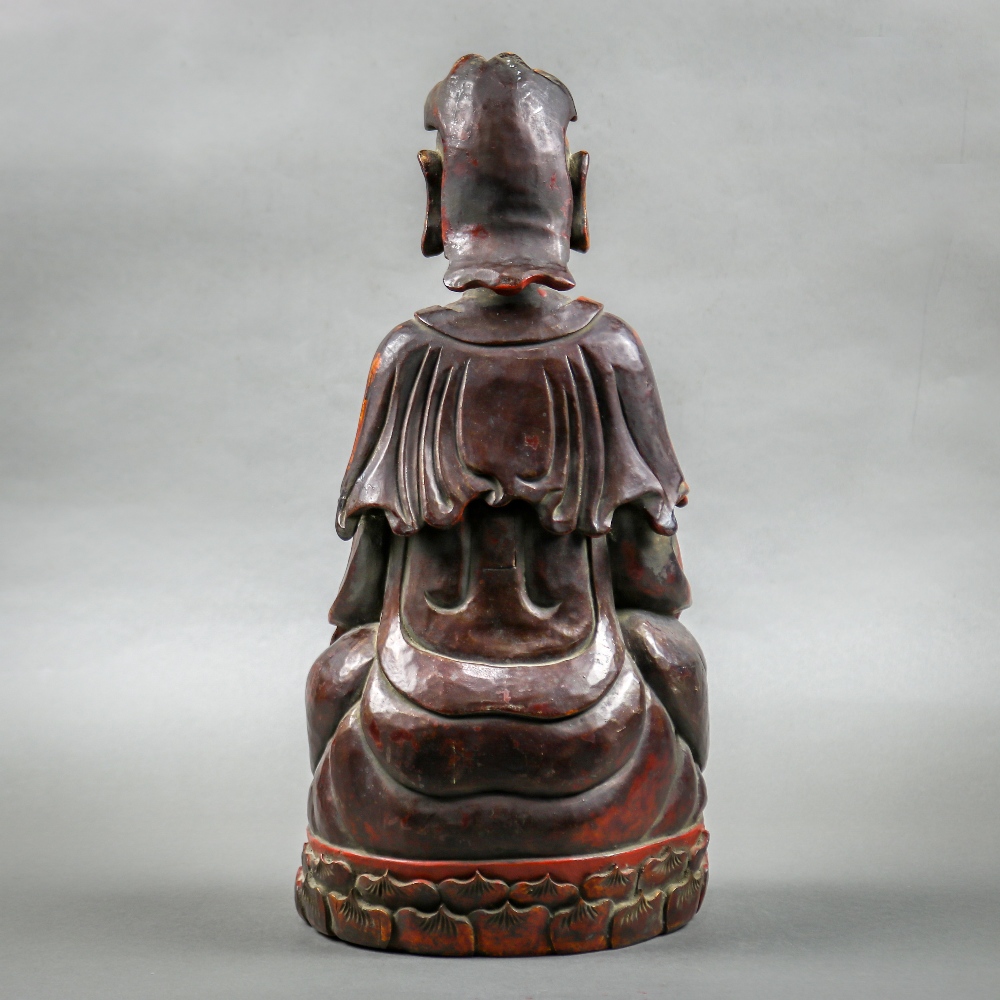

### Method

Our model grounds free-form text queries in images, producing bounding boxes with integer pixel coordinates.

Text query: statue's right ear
[418,149,444,257]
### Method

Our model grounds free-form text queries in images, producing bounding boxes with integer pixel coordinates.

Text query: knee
[306,623,377,771]
[619,610,709,769]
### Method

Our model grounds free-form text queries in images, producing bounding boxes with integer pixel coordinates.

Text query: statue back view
[296,53,709,957]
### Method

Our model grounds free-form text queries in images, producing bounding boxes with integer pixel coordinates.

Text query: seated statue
[296,52,709,957]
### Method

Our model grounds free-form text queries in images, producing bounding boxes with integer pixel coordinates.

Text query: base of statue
[295,825,708,956]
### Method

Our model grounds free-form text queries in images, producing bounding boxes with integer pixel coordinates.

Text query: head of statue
[419,53,590,295]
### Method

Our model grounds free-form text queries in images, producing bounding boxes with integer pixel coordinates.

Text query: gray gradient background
[2,1,998,997]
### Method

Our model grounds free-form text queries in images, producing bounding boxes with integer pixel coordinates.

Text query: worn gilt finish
[297,53,709,956]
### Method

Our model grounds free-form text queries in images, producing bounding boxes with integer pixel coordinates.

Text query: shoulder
[578,309,650,373]
[361,319,437,389]
[372,319,431,367]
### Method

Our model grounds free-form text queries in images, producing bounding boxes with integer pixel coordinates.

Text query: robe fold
[336,302,687,541]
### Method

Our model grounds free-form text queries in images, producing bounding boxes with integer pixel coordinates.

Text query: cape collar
[414,287,603,345]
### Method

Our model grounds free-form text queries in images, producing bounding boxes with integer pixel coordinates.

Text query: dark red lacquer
[296,53,709,956]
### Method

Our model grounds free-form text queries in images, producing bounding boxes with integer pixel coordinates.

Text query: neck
[462,284,564,312]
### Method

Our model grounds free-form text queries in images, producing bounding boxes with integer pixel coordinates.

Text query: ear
[418,149,444,257]
[568,150,590,253]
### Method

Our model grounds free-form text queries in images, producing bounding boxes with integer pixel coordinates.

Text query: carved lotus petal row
[297,843,707,955]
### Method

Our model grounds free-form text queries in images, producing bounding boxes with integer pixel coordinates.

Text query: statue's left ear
[418,149,444,257]
[568,150,590,253]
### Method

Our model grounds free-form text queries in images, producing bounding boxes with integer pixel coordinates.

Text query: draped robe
[306,291,708,859]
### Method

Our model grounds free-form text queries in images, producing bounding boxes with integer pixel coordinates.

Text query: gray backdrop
[2,1,998,997]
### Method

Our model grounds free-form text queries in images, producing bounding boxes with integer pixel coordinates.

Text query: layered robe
[306,289,708,860]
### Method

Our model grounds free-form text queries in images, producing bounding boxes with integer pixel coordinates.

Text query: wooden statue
[295,53,709,956]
